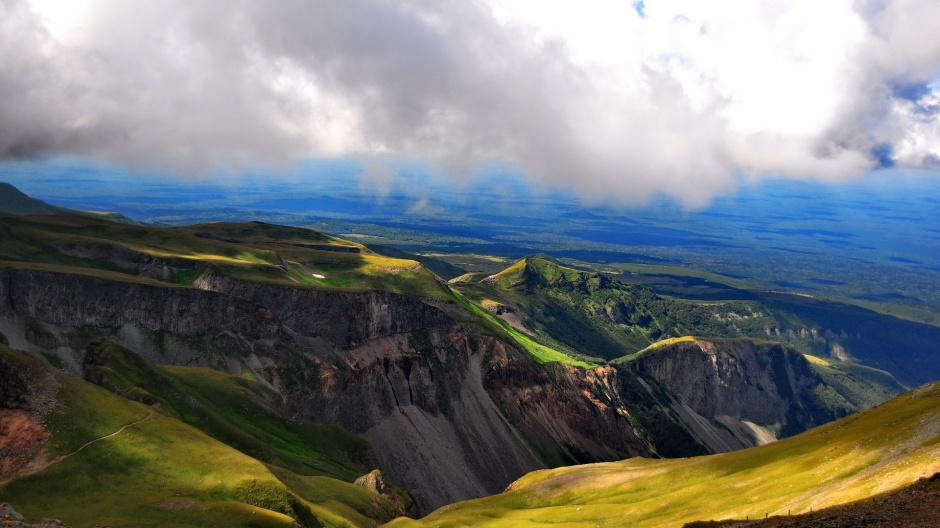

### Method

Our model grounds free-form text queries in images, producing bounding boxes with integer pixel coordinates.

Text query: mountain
[457,256,932,389]
[0,182,139,224]
[0,183,63,215]
[388,381,940,527]
[0,342,413,527]
[0,193,933,523]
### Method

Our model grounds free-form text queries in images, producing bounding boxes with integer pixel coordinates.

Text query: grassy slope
[458,257,776,362]
[364,243,467,281]
[613,335,699,362]
[804,353,908,413]
[0,182,62,215]
[390,382,940,528]
[0,213,451,298]
[0,345,404,528]
[1,214,596,370]
[0,182,138,224]
[84,339,370,481]
[448,288,597,368]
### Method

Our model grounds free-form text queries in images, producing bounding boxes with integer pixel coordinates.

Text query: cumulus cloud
[2,0,939,206]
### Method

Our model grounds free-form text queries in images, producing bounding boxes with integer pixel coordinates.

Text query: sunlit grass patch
[0,345,400,527]
[450,290,597,368]
[804,353,831,366]
[392,382,940,528]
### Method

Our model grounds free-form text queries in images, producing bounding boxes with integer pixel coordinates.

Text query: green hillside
[0,182,139,224]
[82,338,370,481]
[456,257,939,389]
[389,381,940,528]
[0,211,451,298]
[0,344,410,527]
[0,182,62,215]
[458,257,782,361]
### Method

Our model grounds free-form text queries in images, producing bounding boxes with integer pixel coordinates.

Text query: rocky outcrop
[354,470,420,518]
[632,338,833,451]
[0,265,850,512]
[191,274,453,349]
[484,353,655,464]
[0,349,53,482]
[0,410,49,480]
[0,503,66,527]
[0,266,649,512]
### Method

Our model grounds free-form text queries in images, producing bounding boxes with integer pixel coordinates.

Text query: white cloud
[2,0,939,207]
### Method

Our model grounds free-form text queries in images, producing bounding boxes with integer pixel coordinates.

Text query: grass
[615,335,699,362]
[450,289,597,368]
[458,257,783,363]
[84,339,370,481]
[803,353,831,366]
[390,381,940,528]
[0,213,453,299]
[0,344,405,527]
[806,356,907,412]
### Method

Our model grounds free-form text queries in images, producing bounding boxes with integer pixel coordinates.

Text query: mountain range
[0,183,937,527]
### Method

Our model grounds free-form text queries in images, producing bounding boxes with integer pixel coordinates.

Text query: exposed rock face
[190,275,454,349]
[353,469,420,519]
[0,409,49,480]
[0,351,53,482]
[632,338,832,451]
[0,266,845,512]
[484,356,655,464]
[0,266,653,512]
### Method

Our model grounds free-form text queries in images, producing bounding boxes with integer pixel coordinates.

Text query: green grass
[389,382,940,528]
[806,356,907,412]
[0,344,405,527]
[450,290,597,368]
[84,339,370,481]
[0,213,453,299]
[614,335,699,362]
[458,257,782,363]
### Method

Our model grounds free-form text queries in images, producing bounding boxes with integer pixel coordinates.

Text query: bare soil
[685,472,940,528]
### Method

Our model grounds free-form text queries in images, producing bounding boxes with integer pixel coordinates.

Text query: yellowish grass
[803,354,832,366]
[390,382,940,528]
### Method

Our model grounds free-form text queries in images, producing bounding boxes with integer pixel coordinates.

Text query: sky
[2,0,939,207]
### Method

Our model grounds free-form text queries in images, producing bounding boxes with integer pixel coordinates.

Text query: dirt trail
[0,411,153,487]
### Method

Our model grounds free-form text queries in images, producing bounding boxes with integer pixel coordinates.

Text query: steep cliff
[0,265,656,512]
[630,338,839,451]
[0,263,864,513]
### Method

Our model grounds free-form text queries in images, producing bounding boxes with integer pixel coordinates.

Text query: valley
[3,2,940,526]
[389,381,940,528]
[0,184,938,527]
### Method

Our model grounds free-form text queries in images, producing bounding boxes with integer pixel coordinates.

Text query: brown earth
[685,472,940,528]
[0,410,48,480]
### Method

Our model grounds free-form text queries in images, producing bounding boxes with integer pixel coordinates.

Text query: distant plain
[3,158,939,324]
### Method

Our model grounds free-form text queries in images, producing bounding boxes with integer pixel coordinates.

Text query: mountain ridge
[0,182,139,225]
[389,381,940,527]
[0,186,935,524]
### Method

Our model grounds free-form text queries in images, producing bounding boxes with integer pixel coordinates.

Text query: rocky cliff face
[631,338,834,451]
[484,355,656,464]
[0,266,656,512]
[0,266,847,512]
